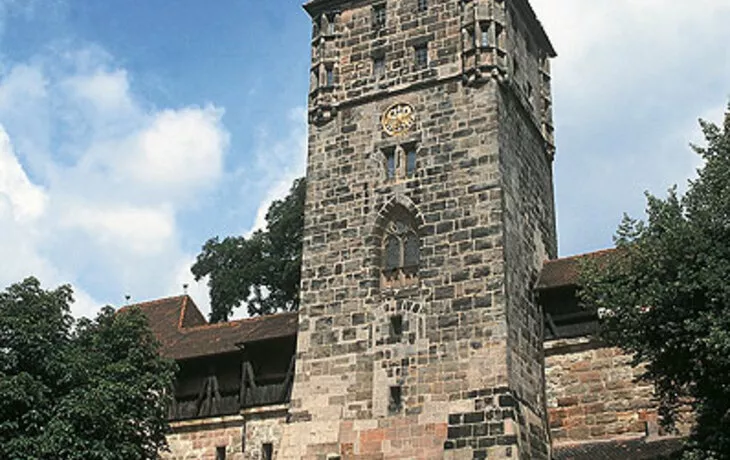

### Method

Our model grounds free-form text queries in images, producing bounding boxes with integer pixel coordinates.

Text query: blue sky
[0,0,728,318]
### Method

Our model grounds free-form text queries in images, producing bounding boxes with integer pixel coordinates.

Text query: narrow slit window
[325,66,334,87]
[216,446,226,460]
[405,146,416,177]
[480,23,490,47]
[326,14,336,35]
[414,44,428,69]
[390,315,404,338]
[389,386,402,413]
[373,4,386,29]
[262,443,273,460]
[404,233,419,267]
[385,148,396,179]
[373,55,386,78]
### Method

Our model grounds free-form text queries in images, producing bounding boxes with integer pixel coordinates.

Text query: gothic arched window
[381,216,419,288]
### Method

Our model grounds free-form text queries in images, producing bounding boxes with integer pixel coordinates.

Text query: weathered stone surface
[285,0,556,459]
[161,0,560,458]
[162,406,290,460]
[544,338,695,446]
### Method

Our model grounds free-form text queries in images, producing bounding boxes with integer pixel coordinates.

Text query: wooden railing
[168,355,295,421]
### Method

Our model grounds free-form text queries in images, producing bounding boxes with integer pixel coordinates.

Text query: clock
[381,102,415,136]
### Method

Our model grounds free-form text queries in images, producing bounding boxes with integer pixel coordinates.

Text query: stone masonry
[545,338,693,448]
[545,339,658,445]
[279,1,558,459]
[163,406,289,460]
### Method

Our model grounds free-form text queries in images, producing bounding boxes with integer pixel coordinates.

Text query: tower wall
[282,1,557,458]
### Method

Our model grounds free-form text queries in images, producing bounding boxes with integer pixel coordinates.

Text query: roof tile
[538,249,616,290]
[123,295,298,361]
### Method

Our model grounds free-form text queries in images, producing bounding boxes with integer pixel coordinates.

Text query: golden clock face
[381,103,415,136]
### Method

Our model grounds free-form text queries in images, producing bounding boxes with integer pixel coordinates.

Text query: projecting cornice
[302,0,556,57]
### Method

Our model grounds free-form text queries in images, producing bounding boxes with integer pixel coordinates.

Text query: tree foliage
[580,107,730,459]
[192,177,305,321]
[0,277,176,460]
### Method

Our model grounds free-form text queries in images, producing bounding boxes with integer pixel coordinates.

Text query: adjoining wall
[164,416,246,460]
[162,406,288,460]
[545,338,658,445]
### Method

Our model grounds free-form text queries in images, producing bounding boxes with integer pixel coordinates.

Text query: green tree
[580,107,730,459]
[0,277,176,460]
[192,177,305,321]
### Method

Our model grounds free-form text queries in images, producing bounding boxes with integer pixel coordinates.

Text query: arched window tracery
[381,213,420,289]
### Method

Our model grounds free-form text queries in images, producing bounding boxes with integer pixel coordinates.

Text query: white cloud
[128,106,228,191]
[60,204,175,255]
[63,69,134,116]
[0,46,230,317]
[0,126,47,221]
[530,0,730,256]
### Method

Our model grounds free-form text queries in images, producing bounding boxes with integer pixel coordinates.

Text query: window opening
[390,314,404,338]
[405,146,416,177]
[262,443,273,460]
[385,148,396,179]
[383,144,417,181]
[381,214,419,289]
[373,4,386,29]
[403,233,420,267]
[216,447,226,460]
[389,386,402,413]
[385,236,400,271]
[414,44,428,69]
[417,0,428,12]
[480,23,490,47]
[373,54,386,78]
[325,13,336,35]
[325,66,334,87]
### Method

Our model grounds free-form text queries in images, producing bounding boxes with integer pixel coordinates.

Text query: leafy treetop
[0,277,176,460]
[192,177,305,321]
[580,106,730,460]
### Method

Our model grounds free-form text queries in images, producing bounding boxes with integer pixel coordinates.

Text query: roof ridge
[544,248,617,265]
[125,294,187,308]
[179,311,298,333]
[177,295,190,329]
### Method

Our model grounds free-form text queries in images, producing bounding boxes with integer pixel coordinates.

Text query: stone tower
[280,0,557,458]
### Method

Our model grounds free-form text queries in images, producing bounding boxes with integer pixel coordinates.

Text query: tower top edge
[302,0,556,57]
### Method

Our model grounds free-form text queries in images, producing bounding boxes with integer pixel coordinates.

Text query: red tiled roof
[553,436,685,460]
[537,249,616,290]
[121,295,298,361]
